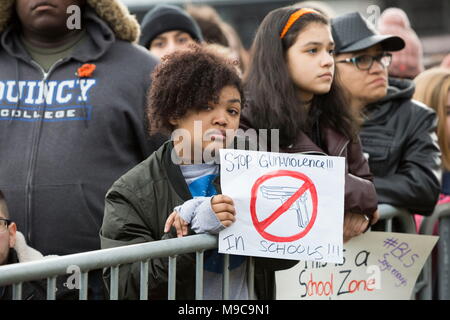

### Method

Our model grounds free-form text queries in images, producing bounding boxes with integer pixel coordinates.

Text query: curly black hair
[147,45,244,136]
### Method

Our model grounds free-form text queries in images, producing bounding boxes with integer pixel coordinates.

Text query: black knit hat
[332,12,405,54]
[139,4,204,48]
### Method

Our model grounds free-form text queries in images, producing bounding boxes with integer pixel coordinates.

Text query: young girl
[242,7,378,242]
[100,46,296,300]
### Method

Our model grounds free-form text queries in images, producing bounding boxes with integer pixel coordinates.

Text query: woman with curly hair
[242,6,378,243]
[100,46,296,300]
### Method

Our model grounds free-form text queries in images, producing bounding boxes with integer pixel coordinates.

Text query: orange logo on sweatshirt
[77,64,96,78]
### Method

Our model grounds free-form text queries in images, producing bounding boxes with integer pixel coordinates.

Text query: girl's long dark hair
[243,6,357,147]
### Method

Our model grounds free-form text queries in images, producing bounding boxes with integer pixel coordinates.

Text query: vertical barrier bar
[438,217,450,299]
[222,254,230,300]
[413,266,428,294]
[47,276,57,300]
[140,260,149,300]
[79,272,88,300]
[420,257,433,299]
[12,283,22,300]
[247,257,255,300]
[110,266,119,300]
[168,256,177,300]
[195,251,204,300]
[386,219,393,232]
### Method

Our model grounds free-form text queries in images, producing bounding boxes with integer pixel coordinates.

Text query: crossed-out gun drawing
[260,185,310,228]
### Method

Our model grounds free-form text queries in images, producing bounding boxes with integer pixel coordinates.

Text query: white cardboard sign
[218,149,346,263]
[275,231,438,300]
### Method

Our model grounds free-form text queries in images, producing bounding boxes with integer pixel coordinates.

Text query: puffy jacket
[360,78,441,216]
[100,140,298,300]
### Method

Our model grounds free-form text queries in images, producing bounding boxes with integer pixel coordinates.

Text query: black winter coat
[360,78,441,216]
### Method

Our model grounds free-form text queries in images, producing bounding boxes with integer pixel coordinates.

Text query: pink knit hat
[377,8,424,79]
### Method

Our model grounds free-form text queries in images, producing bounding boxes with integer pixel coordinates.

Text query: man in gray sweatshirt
[0,0,160,259]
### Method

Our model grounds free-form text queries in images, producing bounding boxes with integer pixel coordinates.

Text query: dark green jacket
[100,140,297,299]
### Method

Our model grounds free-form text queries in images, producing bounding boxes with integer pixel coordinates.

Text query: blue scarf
[187,172,245,273]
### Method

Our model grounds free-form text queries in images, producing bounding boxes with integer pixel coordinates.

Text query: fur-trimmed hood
[0,0,140,43]
[13,232,57,262]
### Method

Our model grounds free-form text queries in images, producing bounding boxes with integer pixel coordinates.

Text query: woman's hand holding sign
[211,194,236,227]
[343,212,368,243]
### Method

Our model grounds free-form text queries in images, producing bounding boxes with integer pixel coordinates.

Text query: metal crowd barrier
[375,204,427,300]
[418,202,450,300]
[376,204,416,234]
[0,234,256,300]
[0,204,428,301]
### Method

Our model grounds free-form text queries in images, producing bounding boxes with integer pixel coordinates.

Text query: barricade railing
[0,204,427,300]
[0,233,256,300]
[418,202,450,300]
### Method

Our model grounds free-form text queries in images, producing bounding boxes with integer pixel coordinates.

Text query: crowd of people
[0,0,449,300]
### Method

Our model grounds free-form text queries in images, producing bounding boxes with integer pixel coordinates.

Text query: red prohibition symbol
[250,170,318,242]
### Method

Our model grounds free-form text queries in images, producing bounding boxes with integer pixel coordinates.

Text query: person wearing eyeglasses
[0,190,46,300]
[332,12,441,219]
[0,191,79,300]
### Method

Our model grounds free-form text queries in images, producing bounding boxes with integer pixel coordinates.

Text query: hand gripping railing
[0,234,256,300]
[418,202,450,300]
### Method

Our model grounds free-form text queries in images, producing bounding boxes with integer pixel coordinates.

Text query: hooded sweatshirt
[360,77,441,215]
[0,1,160,255]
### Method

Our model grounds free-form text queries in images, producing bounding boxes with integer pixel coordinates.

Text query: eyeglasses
[0,218,11,233]
[336,52,392,71]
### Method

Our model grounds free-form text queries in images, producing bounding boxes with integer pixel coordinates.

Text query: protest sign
[275,231,438,300]
[218,149,346,263]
